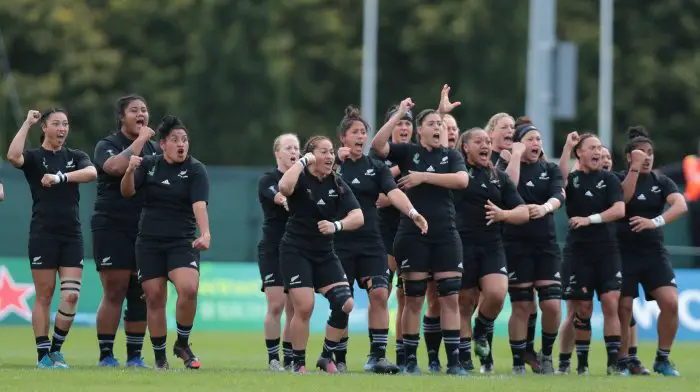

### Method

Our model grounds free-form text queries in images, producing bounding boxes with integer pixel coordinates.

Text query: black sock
[559,352,572,367]
[473,312,494,341]
[370,328,389,359]
[265,338,280,363]
[396,339,405,366]
[604,335,621,368]
[575,340,590,369]
[368,329,373,355]
[282,341,293,367]
[176,323,192,347]
[151,335,167,362]
[335,337,348,363]
[655,348,670,363]
[541,331,557,356]
[36,336,50,362]
[98,333,115,360]
[423,316,442,364]
[526,313,537,353]
[442,329,460,367]
[510,339,526,367]
[125,332,145,360]
[322,338,338,360]
[50,326,68,353]
[629,346,638,359]
[630,315,637,327]
[403,333,420,365]
[484,329,495,364]
[293,349,306,367]
[459,337,471,363]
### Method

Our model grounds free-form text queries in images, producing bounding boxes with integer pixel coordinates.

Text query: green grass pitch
[0,326,696,391]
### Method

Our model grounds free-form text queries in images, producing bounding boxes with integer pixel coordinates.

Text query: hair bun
[627,125,649,140]
[344,105,361,118]
[157,115,184,137]
[514,116,533,128]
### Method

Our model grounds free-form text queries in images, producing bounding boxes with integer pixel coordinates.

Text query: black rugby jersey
[372,152,402,232]
[335,155,397,246]
[614,170,680,248]
[258,169,289,245]
[282,169,360,251]
[503,160,565,241]
[92,132,160,232]
[455,164,524,242]
[384,142,467,238]
[133,155,209,241]
[565,170,623,244]
[20,147,93,239]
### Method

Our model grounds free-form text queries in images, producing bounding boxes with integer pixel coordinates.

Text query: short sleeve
[447,148,467,173]
[19,149,37,172]
[337,176,361,216]
[659,174,681,199]
[547,162,566,203]
[605,172,624,204]
[134,155,156,189]
[385,142,412,167]
[258,173,279,201]
[74,149,93,170]
[189,161,210,204]
[93,139,118,169]
[376,161,398,194]
[500,171,525,209]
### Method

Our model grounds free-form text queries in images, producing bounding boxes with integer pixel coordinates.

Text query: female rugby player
[370,87,470,376]
[257,133,300,371]
[501,118,564,375]
[333,106,427,374]
[277,136,363,374]
[7,109,98,368]
[616,126,685,376]
[92,95,159,368]
[454,128,529,374]
[564,133,627,376]
[121,115,210,370]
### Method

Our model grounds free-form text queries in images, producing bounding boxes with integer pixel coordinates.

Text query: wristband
[543,202,554,214]
[408,208,418,219]
[630,169,640,173]
[51,173,67,184]
[652,215,666,228]
[298,157,309,168]
[588,214,602,224]
[333,221,343,232]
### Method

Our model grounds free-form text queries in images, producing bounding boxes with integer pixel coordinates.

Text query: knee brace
[573,314,591,331]
[57,279,81,321]
[364,275,389,292]
[327,309,349,329]
[508,286,535,302]
[325,285,353,312]
[630,315,636,327]
[124,274,147,322]
[403,279,428,297]
[436,277,461,297]
[537,284,562,302]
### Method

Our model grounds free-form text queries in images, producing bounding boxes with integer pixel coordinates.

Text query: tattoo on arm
[118,146,134,159]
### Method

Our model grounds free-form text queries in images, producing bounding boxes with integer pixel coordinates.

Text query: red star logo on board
[0,266,35,321]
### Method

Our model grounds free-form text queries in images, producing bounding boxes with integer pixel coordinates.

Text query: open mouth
[531,148,540,155]
[432,132,440,142]
[136,119,145,126]
[399,131,410,141]
[177,148,185,155]
[448,137,456,144]
[591,156,600,164]
[289,156,297,163]
[354,141,364,150]
[478,150,489,158]
[57,132,66,142]
[324,160,334,170]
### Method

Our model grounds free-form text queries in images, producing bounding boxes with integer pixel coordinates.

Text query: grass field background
[0,326,696,391]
